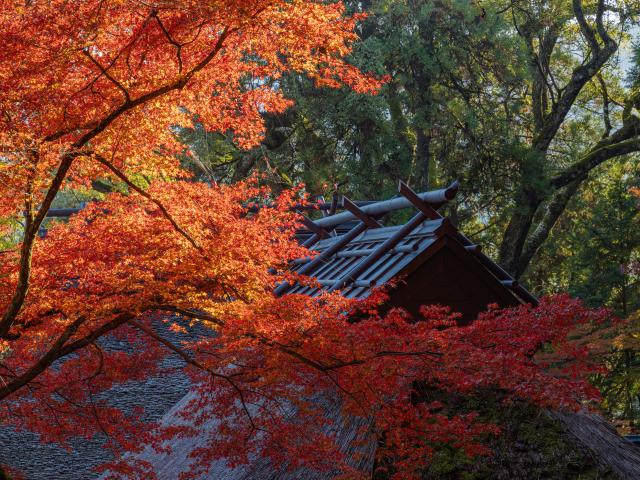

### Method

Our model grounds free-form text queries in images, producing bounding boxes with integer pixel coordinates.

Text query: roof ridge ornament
[398,180,441,220]
[327,181,453,293]
[342,197,383,229]
[313,180,459,230]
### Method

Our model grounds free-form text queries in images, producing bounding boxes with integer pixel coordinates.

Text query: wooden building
[14,182,640,479]
[126,181,640,479]
[276,180,536,321]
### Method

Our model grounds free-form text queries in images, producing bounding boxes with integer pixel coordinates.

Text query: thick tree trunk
[495,0,621,279]
[498,193,540,277]
[498,145,548,278]
[517,179,583,274]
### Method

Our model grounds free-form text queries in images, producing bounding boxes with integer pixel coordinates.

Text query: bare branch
[573,0,600,52]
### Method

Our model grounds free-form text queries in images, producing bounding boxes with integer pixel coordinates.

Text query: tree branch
[596,73,612,137]
[551,117,640,188]
[518,179,583,274]
[0,150,86,338]
[0,316,86,400]
[533,0,617,152]
[0,26,236,336]
[0,312,140,401]
[152,11,183,74]
[129,319,258,430]
[92,153,204,252]
[573,0,600,52]
[157,305,224,327]
[82,48,131,103]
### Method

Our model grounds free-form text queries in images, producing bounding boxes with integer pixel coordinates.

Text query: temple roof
[277,180,537,306]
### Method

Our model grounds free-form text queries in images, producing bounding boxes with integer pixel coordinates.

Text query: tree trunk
[498,210,536,277]
[516,179,583,276]
[496,0,621,279]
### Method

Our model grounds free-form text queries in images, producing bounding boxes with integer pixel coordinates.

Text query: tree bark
[498,188,542,277]
[518,179,583,276]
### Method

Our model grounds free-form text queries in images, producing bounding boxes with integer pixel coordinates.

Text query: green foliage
[527,160,640,315]
[627,42,640,87]
[177,0,528,202]
[599,347,640,432]
[176,124,244,182]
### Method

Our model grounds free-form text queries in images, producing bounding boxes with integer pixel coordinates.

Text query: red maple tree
[0,2,614,479]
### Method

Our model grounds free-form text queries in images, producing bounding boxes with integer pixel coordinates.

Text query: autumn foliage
[0,0,383,338]
[0,180,612,478]
[0,1,618,479]
[0,189,611,478]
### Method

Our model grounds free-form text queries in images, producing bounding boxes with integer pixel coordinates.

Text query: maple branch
[0,313,133,401]
[157,305,224,327]
[92,153,203,252]
[128,319,230,380]
[0,316,85,400]
[0,150,86,338]
[87,384,122,461]
[323,349,444,372]
[129,319,258,430]
[82,48,131,103]
[152,11,183,74]
[1,25,237,335]
[267,337,443,373]
[156,309,435,380]
[69,25,229,147]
